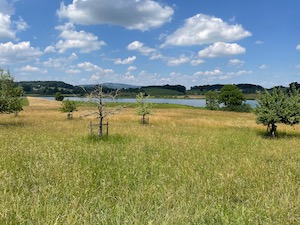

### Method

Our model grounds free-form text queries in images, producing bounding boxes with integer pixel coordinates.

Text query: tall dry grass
[0,97,300,224]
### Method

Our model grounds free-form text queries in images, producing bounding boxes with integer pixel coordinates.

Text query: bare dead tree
[81,84,124,138]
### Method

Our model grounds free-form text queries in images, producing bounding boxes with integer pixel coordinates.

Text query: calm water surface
[42,97,258,108]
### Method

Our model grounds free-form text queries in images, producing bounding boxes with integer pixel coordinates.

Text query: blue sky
[0,0,300,88]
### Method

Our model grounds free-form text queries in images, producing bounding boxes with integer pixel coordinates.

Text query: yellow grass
[1,97,300,224]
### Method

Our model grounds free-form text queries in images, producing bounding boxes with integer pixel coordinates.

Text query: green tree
[0,68,24,115]
[218,84,250,112]
[136,92,152,124]
[60,100,77,119]
[255,85,300,137]
[284,85,300,126]
[205,91,219,110]
[219,84,245,107]
[55,92,64,101]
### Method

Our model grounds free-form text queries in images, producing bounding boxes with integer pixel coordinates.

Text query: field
[1,97,300,224]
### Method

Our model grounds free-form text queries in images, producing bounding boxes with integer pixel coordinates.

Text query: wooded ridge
[17,81,298,97]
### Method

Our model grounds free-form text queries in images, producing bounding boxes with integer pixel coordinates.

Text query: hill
[189,83,265,94]
[17,81,278,97]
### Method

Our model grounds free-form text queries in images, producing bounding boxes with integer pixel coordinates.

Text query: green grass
[74,101,197,109]
[21,97,29,106]
[1,99,300,224]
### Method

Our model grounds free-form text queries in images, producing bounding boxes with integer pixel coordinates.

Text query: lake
[42,97,258,108]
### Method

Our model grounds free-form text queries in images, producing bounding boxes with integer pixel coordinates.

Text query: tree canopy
[205,91,219,110]
[255,85,300,137]
[0,68,23,114]
[219,85,245,107]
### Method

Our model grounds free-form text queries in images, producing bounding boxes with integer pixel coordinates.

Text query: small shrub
[60,100,77,119]
[55,92,64,101]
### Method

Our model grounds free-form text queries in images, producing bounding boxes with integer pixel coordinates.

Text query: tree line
[18,81,273,96]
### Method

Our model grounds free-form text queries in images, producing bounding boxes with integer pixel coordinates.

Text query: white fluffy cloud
[190,59,205,66]
[44,46,56,53]
[115,56,137,65]
[78,61,114,75]
[194,69,223,76]
[0,13,28,40]
[296,45,300,50]
[235,70,253,76]
[162,14,251,47]
[127,41,163,60]
[0,41,42,64]
[166,55,190,66]
[17,65,39,72]
[43,53,78,70]
[57,0,174,31]
[198,42,246,58]
[55,23,106,53]
[0,1,28,40]
[0,13,14,39]
[16,65,48,74]
[128,41,156,55]
[127,66,137,71]
[229,59,245,67]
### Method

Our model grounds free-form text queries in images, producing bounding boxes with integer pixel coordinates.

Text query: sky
[0,0,300,88]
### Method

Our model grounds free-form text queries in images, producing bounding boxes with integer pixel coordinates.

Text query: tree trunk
[98,116,103,138]
[67,113,72,119]
[270,123,277,138]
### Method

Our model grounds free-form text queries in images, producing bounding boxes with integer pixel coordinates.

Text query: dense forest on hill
[17,81,300,97]
[189,84,265,94]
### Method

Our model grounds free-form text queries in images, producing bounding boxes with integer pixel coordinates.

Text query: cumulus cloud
[0,14,28,40]
[0,14,15,39]
[296,45,300,50]
[127,66,137,71]
[57,0,174,31]
[128,41,156,55]
[198,42,246,58]
[65,69,81,74]
[55,23,106,53]
[16,65,48,74]
[0,1,28,40]
[43,53,78,70]
[161,14,251,47]
[166,55,190,66]
[44,46,56,53]
[127,40,163,60]
[229,59,245,67]
[190,59,205,66]
[221,70,252,80]
[77,62,101,72]
[194,69,222,76]
[0,41,42,64]
[78,61,114,75]
[17,65,39,72]
[235,70,252,76]
[115,56,137,65]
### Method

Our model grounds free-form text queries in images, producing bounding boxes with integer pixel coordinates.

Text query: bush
[60,100,77,119]
[55,92,64,101]
[222,103,252,112]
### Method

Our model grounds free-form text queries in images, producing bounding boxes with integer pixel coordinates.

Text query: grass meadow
[1,97,300,224]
